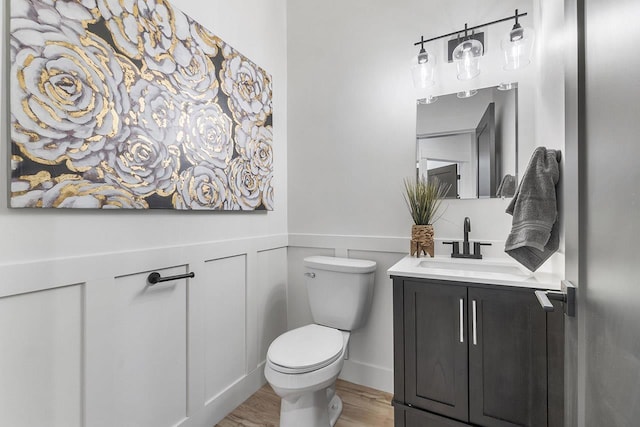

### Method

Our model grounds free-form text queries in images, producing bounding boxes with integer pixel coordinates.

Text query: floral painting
[9,0,274,210]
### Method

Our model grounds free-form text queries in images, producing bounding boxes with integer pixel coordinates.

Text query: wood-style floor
[215,379,394,427]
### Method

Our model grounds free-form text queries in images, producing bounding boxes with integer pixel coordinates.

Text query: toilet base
[279,384,343,427]
[328,393,343,426]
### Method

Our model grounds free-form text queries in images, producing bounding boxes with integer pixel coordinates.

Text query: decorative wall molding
[0,234,288,297]
[341,359,394,395]
[288,233,409,253]
[0,234,287,427]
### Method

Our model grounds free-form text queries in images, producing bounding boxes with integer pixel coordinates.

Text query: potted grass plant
[403,177,450,257]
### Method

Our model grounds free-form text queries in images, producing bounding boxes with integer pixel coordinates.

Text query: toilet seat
[267,324,344,374]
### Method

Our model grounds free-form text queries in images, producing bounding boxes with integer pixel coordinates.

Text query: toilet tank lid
[303,256,376,273]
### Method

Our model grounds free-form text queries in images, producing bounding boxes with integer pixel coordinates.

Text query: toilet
[264,256,377,427]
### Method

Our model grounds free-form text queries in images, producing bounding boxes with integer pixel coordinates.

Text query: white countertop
[388,255,562,290]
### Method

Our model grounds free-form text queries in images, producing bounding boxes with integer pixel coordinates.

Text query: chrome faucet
[442,217,492,259]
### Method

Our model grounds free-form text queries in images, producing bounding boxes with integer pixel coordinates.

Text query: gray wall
[566,0,640,425]
[562,0,583,423]
[581,0,640,424]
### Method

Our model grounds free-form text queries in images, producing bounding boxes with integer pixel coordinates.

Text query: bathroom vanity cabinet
[391,276,564,427]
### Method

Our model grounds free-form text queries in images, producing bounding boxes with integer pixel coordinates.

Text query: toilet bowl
[264,256,376,427]
[265,324,350,427]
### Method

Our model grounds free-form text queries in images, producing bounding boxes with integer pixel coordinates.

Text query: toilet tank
[303,256,376,331]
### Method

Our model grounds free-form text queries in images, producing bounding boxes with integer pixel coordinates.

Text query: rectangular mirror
[416,85,518,199]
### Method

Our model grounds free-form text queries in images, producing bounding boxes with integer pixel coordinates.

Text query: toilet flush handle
[304,272,316,278]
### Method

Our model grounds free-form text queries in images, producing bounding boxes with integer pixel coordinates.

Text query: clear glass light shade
[411,49,436,89]
[501,27,534,70]
[452,39,483,80]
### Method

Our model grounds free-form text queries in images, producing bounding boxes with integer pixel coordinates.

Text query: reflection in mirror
[416,85,518,199]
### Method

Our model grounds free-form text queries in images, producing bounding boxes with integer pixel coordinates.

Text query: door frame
[475,102,496,198]
[562,0,586,425]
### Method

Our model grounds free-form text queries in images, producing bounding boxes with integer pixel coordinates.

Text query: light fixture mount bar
[416,35,427,50]
[414,10,527,47]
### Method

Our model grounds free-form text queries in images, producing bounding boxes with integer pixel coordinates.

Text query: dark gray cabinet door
[468,287,548,427]
[404,281,469,422]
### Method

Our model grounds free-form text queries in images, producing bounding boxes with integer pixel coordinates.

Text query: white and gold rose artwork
[10,0,274,210]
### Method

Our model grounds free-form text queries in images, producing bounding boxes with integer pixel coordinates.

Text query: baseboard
[339,359,394,394]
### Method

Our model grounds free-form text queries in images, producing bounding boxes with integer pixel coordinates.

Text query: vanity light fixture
[412,10,529,93]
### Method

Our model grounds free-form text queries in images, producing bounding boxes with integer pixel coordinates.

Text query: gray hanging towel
[496,174,517,198]
[505,147,561,271]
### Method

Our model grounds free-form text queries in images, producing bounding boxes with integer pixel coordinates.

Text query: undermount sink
[387,255,538,287]
[417,259,529,276]
[416,258,532,282]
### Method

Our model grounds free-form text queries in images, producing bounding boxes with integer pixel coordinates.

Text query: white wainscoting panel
[112,266,189,427]
[0,284,83,427]
[256,247,288,363]
[203,255,247,403]
[343,249,405,393]
[0,235,288,427]
[0,232,418,425]
[286,246,335,330]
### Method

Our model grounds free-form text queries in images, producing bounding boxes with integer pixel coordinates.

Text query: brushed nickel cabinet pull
[472,300,478,346]
[459,298,464,343]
